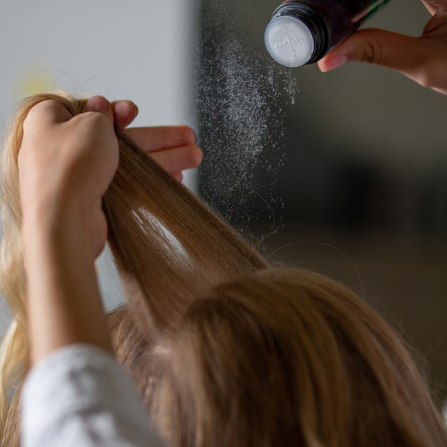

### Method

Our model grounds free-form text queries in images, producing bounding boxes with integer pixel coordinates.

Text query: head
[1,93,446,447]
[111,268,447,447]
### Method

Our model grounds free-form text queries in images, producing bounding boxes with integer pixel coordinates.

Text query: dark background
[197,0,447,404]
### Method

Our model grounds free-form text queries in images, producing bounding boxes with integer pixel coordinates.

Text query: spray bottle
[265,0,391,67]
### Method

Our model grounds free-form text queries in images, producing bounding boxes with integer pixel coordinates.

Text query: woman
[1,1,447,445]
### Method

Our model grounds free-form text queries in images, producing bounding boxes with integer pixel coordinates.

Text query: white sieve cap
[265,16,315,68]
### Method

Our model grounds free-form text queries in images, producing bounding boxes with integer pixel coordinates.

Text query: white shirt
[21,342,447,445]
[21,344,168,447]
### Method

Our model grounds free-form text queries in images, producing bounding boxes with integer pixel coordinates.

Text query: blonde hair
[0,92,446,446]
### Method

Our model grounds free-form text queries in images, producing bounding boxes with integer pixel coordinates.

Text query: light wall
[0,0,198,329]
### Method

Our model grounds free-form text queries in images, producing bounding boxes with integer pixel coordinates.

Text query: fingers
[150,144,203,174]
[319,27,447,93]
[82,99,197,153]
[83,96,139,129]
[111,100,139,129]
[83,96,115,125]
[82,97,202,176]
[124,126,196,153]
[318,29,432,81]
[423,0,447,15]
[422,1,439,15]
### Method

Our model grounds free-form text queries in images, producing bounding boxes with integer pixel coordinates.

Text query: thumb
[83,96,114,125]
[318,29,430,82]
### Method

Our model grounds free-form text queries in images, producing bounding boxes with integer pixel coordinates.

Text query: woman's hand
[20,96,203,259]
[20,97,118,260]
[104,97,202,183]
[19,97,118,361]
[318,0,447,95]
[19,95,202,363]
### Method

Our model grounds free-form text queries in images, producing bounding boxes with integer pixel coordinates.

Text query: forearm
[22,206,111,364]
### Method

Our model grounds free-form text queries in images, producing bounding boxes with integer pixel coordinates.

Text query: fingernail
[130,101,138,114]
[320,54,347,72]
[193,129,198,145]
[86,96,109,112]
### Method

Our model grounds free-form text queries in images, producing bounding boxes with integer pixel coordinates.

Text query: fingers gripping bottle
[265,0,391,67]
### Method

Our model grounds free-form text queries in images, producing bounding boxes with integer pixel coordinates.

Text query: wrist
[22,204,112,363]
[22,199,96,265]
[21,197,112,362]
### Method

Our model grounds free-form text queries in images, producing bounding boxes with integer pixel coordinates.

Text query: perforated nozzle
[265,16,315,68]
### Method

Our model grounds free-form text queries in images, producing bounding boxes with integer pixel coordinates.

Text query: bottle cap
[265,16,314,67]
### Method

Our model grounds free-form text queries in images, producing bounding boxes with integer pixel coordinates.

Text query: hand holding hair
[18,94,202,365]
[20,97,119,258]
[19,97,118,363]
[87,96,202,183]
[318,0,447,95]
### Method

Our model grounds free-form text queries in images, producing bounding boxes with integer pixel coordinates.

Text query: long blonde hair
[0,92,446,446]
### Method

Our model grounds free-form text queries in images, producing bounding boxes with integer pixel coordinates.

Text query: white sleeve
[21,344,167,447]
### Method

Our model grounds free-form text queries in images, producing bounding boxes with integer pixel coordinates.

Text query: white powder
[197,0,298,228]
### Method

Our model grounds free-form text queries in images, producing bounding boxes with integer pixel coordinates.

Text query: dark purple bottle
[265,0,391,67]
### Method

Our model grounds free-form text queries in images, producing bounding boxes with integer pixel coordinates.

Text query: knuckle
[415,57,445,89]
[79,111,110,129]
[22,114,33,132]
[23,103,44,129]
[417,70,435,88]
[408,39,447,89]
[361,37,383,66]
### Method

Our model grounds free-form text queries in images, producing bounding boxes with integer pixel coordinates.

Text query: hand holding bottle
[318,0,447,95]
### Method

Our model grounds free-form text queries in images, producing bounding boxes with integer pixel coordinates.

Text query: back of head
[1,92,446,447]
[113,269,447,447]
